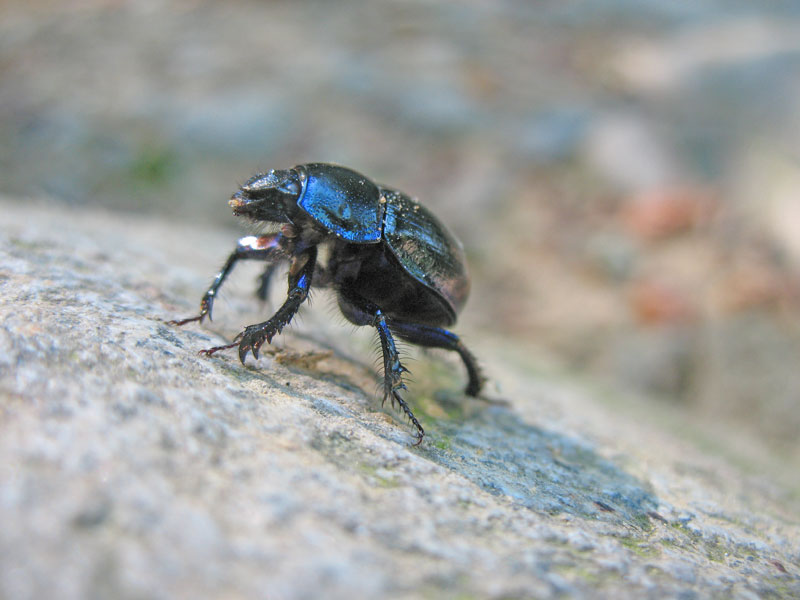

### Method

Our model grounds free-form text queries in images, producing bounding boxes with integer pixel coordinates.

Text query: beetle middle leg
[255,262,280,302]
[169,233,288,326]
[337,291,424,445]
[388,321,484,397]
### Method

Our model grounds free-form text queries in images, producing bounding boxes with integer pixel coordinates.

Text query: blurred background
[2,0,800,466]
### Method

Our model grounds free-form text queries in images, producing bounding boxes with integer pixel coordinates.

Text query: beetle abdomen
[382,188,470,317]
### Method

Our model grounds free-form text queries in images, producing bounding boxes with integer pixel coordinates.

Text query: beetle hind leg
[388,321,484,397]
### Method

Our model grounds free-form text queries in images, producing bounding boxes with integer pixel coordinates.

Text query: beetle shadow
[251,330,659,523]
[414,394,659,523]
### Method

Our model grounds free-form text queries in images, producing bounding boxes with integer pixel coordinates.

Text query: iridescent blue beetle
[170,163,483,444]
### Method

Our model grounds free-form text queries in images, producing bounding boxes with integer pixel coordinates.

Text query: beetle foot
[235,321,283,363]
[465,370,486,397]
[199,341,238,356]
[389,389,424,446]
[168,296,214,326]
[380,362,423,445]
[168,314,204,326]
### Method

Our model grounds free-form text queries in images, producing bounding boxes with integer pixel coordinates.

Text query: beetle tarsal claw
[389,389,424,445]
[166,315,196,326]
[235,322,280,364]
[199,341,238,357]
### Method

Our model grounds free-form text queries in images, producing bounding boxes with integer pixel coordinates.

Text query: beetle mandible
[169,163,484,444]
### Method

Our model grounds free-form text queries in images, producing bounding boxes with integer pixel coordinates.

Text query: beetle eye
[278,179,300,196]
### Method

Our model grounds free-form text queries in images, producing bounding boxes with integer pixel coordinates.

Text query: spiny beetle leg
[237,248,317,364]
[389,320,485,397]
[392,389,425,446]
[169,233,288,327]
[373,309,424,445]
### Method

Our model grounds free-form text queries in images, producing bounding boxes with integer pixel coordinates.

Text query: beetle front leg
[169,234,287,326]
[234,246,317,363]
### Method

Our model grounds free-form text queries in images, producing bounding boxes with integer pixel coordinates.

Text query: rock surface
[1,199,798,599]
[4,0,800,471]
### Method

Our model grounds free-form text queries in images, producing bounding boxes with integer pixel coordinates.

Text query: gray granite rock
[1,200,798,599]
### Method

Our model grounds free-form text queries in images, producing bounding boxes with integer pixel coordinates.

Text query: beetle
[169,163,483,444]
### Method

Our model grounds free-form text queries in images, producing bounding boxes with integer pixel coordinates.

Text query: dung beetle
[170,163,483,444]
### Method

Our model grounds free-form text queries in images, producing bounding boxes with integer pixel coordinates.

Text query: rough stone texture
[1,199,798,600]
[4,0,800,466]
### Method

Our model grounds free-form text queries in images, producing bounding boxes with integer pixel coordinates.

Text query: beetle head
[229,168,302,223]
